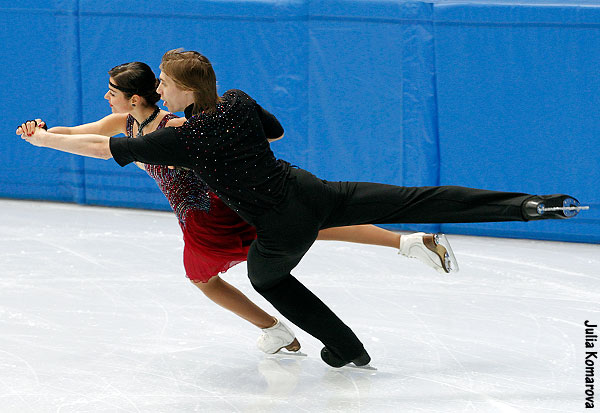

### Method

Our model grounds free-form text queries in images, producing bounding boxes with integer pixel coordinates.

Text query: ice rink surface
[1,199,599,413]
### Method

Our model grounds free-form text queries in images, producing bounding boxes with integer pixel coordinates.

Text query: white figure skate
[399,232,458,274]
[257,318,305,356]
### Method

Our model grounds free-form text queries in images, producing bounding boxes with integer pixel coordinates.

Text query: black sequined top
[110,89,288,223]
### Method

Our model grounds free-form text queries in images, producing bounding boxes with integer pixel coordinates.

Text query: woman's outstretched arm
[47,113,128,136]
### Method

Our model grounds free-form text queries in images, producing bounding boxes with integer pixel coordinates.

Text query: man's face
[156,71,193,112]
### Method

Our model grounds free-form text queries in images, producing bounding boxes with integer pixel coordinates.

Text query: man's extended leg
[247,168,584,367]
[321,182,535,228]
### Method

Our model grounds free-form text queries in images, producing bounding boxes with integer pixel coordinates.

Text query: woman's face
[104,78,132,113]
[157,71,193,112]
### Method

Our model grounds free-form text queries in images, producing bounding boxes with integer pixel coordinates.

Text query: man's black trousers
[247,167,532,361]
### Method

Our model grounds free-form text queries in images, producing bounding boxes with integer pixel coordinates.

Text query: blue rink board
[432,1,600,242]
[0,0,598,243]
[0,1,84,203]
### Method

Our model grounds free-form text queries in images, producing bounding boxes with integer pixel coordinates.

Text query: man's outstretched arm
[17,121,112,159]
[17,120,190,168]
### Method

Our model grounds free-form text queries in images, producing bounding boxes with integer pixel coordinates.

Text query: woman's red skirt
[181,192,257,283]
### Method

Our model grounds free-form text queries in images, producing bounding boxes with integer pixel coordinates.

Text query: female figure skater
[26,61,456,356]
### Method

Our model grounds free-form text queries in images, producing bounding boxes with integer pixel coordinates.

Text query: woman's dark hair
[108,62,161,106]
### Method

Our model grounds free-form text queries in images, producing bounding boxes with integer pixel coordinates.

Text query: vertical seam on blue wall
[302,8,312,165]
[75,0,86,205]
[430,3,442,234]
[400,22,406,187]
[399,20,404,187]
[431,15,441,187]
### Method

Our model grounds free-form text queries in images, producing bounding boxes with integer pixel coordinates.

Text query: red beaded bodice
[126,113,212,225]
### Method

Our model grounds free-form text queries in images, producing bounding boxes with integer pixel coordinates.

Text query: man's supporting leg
[246,180,369,365]
[251,271,367,362]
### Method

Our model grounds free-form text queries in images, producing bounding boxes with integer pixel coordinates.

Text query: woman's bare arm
[47,113,128,137]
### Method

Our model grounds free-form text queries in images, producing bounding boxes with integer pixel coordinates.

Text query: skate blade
[434,234,459,273]
[539,198,590,218]
[341,363,377,371]
[423,234,459,274]
[271,349,307,357]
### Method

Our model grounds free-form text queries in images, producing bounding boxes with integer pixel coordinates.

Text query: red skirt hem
[181,194,257,283]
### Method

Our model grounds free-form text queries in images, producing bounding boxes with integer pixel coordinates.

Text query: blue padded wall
[434,2,600,242]
[0,1,84,203]
[77,0,308,210]
[1,0,598,243]
[306,1,440,234]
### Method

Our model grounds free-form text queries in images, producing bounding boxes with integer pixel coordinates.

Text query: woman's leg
[191,275,301,353]
[316,225,456,273]
[317,224,400,249]
[191,275,276,329]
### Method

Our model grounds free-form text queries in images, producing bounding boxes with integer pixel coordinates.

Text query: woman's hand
[16,119,48,147]
[16,119,46,134]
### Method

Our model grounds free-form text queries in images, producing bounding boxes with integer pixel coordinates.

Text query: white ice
[1,199,599,413]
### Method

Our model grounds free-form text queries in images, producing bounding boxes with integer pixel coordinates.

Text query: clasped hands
[16,119,47,146]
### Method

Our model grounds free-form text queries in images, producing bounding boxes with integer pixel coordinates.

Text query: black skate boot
[522,194,588,220]
[320,346,371,368]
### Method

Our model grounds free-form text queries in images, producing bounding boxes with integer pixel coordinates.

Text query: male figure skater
[17,49,586,368]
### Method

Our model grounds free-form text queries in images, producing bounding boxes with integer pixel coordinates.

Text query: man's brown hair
[160,49,222,114]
